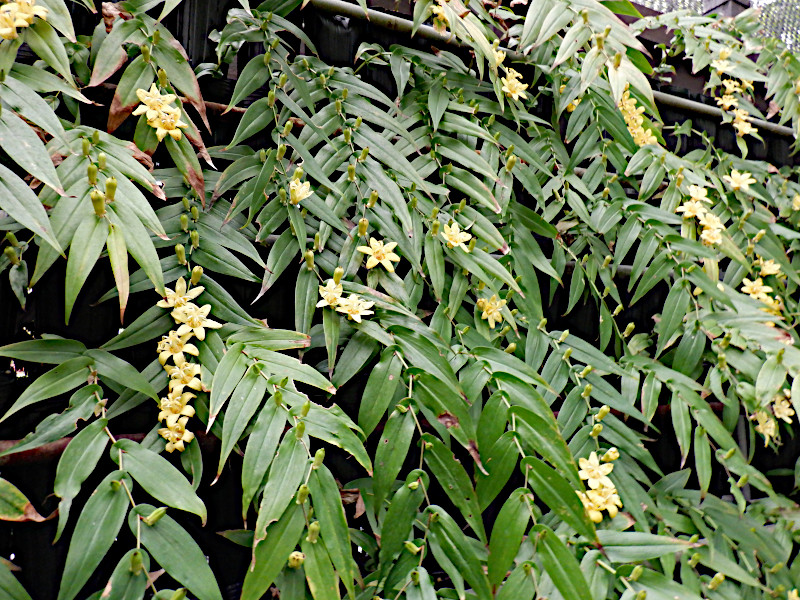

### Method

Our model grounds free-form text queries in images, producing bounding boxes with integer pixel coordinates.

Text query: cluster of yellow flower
[753,390,794,446]
[741,268,784,317]
[441,222,472,251]
[316,276,375,323]
[618,87,657,147]
[134,84,188,142]
[0,0,47,40]
[476,294,506,329]
[155,274,222,452]
[430,1,448,33]
[501,68,528,102]
[710,46,733,74]
[576,450,623,523]
[675,184,726,245]
[715,79,758,138]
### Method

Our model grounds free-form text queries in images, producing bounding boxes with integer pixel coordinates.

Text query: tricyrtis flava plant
[6,0,800,598]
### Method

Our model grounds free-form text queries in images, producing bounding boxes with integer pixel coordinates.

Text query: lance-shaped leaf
[0,338,86,364]
[302,536,340,600]
[0,478,45,522]
[114,439,207,523]
[24,20,75,85]
[129,504,222,600]
[218,364,269,475]
[85,350,159,400]
[89,18,141,87]
[373,408,415,511]
[64,214,108,324]
[241,399,286,518]
[357,348,402,436]
[108,55,155,132]
[208,343,248,428]
[0,164,62,253]
[0,558,31,600]
[106,223,129,321]
[533,525,593,600]
[248,348,337,394]
[378,470,428,581]
[57,471,132,600]
[488,488,532,586]
[101,549,150,600]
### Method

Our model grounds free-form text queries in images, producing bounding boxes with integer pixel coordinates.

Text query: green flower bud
[82,137,91,156]
[409,196,417,210]
[169,589,186,600]
[180,214,190,232]
[87,163,98,185]
[288,551,305,568]
[354,116,362,129]
[301,400,311,417]
[343,128,351,144]
[143,506,167,526]
[723,447,736,459]
[158,68,168,87]
[333,267,344,284]
[505,155,516,172]
[335,99,342,113]
[505,343,517,354]
[98,152,107,170]
[105,177,117,201]
[191,205,199,221]
[263,51,272,66]
[634,591,646,600]
[630,565,643,581]
[4,232,18,247]
[579,365,593,377]
[278,188,287,204]
[190,266,203,285]
[312,448,325,468]
[283,120,293,136]
[304,250,314,270]
[736,474,748,488]
[273,390,283,406]
[348,164,356,182]
[368,190,379,207]
[499,325,511,336]
[141,44,151,63]
[276,144,286,160]
[596,405,610,421]
[295,421,305,438]
[562,348,572,360]
[92,130,100,144]
[182,197,191,210]
[688,552,701,567]
[3,246,19,266]
[279,74,288,88]
[296,484,310,504]
[175,244,187,265]
[129,549,145,575]
[359,147,369,161]
[623,322,635,337]
[581,384,592,399]
[590,423,603,437]
[306,521,320,543]
[405,542,422,555]
[358,218,368,237]
[430,221,440,236]
[91,190,106,217]
[190,229,200,249]
[467,238,476,252]
[708,573,724,590]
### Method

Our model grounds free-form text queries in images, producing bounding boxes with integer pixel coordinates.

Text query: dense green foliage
[4,0,800,599]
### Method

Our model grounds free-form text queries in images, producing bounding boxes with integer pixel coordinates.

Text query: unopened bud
[306,521,320,543]
[467,238,476,252]
[91,190,106,216]
[769,562,784,573]
[295,421,305,438]
[82,137,91,156]
[368,190,379,207]
[581,384,593,399]
[404,541,422,555]
[558,330,569,343]
[288,551,305,568]
[279,73,287,88]
[590,423,603,437]
[4,232,18,247]
[358,218,368,237]
[333,267,344,285]
[602,255,612,269]
[538,318,547,330]
[180,214,189,232]
[312,448,325,468]
[157,68,167,87]
[267,90,276,107]
[407,480,419,490]
[3,246,19,265]
[293,167,304,181]
[301,400,311,417]
[105,177,117,201]
[190,229,199,249]
[87,163,98,185]
[579,365,593,377]
[601,447,619,462]
[505,343,517,354]
[143,506,167,526]
[505,155,516,172]
[92,130,100,144]
[175,244,186,265]
[182,197,190,210]
[190,266,203,285]
[708,573,724,590]
[296,484,310,504]
[562,348,572,360]
[723,447,736,459]
[623,323,635,337]
[596,405,610,421]
[335,99,342,113]
[278,188,287,204]
[152,29,161,44]
[141,45,151,63]
[348,164,356,182]
[634,591,646,600]
[343,128,351,144]
[753,229,766,243]
[283,121,293,136]
[129,549,144,575]
[736,475,748,488]
[354,116,362,129]
[273,390,283,406]
[630,565,643,581]
[304,250,314,270]
[276,144,286,161]
[190,205,199,221]
[689,552,701,567]
[499,325,511,336]
[613,305,623,316]
[430,221,440,236]
[169,589,186,600]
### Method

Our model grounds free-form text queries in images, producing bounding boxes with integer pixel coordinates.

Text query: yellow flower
[760,294,784,315]
[578,452,614,489]
[431,3,448,32]
[156,331,199,365]
[172,303,223,341]
[700,227,723,245]
[619,89,658,147]
[721,79,741,94]
[788,589,798,600]
[477,294,506,329]
[5,0,47,25]
[732,108,749,121]
[676,200,707,219]
[773,396,794,424]
[718,47,733,60]
[711,59,731,73]
[754,411,776,447]
[733,119,757,137]
[493,49,506,66]
[166,358,203,393]
[0,4,27,39]
[793,195,800,211]
[601,447,620,462]
[715,94,738,110]
[335,294,375,323]
[158,389,196,424]
[133,83,177,120]
[316,279,343,308]
[688,185,709,203]
[148,105,187,142]
[698,212,723,231]
[441,222,472,251]
[577,491,604,523]
[158,415,195,452]
[289,179,312,205]
[501,69,528,101]
[756,258,782,277]
[357,237,401,272]
[741,277,772,300]
[157,277,205,309]
[740,79,754,92]
[723,169,756,192]
[587,485,623,518]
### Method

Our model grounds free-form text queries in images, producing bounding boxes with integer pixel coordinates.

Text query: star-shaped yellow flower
[357,237,401,272]
[133,83,177,120]
[756,258,782,276]
[156,330,200,365]
[441,222,472,251]
[733,119,757,137]
[157,277,204,309]
[687,185,709,203]
[711,59,731,74]
[477,295,506,329]
[577,491,604,523]
[289,179,312,205]
[715,94,738,110]
[5,0,47,25]
[773,396,794,424]
[166,357,203,393]
[723,169,756,192]
[578,452,614,489]
[316,279,343,308]
[158,415,195,452]
[721,79,741,95]
[158,389,196,425]
[587,485,623,518]
[501,69,528,101]
[148,105,187,142]
[172,303,223,341]
[741,277,772,300]
[754,411,776,447]
[335,294,375,323]
[676,200,707,219]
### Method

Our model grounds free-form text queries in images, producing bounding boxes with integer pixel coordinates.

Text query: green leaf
[0,356,93,423]
[357,348,402,436]
[428,81,450,132]
[241,504,306,600]
[64,215,108,324]
[0,559,31,600]
[101,305,174,351]
[218,365,269,476]
[85,350,159,400]
[0,478,44,522]
[241,400,286,519]
[378,470,428,579]
[510,406,580,488]
[595,531,696,562]
[373,408,415,511]
[208,343,248,427]
[296,267,317,336]
[308,466,358,599]
[106,223,129,321]
[129,504,223,600]
[248,348,336,394]
[532,525,593,600]
[421,434,486,543]
[254,431,308,545]
[54,418,110,541]
[0,163,62,253]
[488,488,532,586]
[0,338,86,364]
[521,456,597,543]
[23,20,75,85]
[226,54,271,111]
[57,471,132,600]
[102,549,150,600]
[114,439,207,523]
[302,536,341,600]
